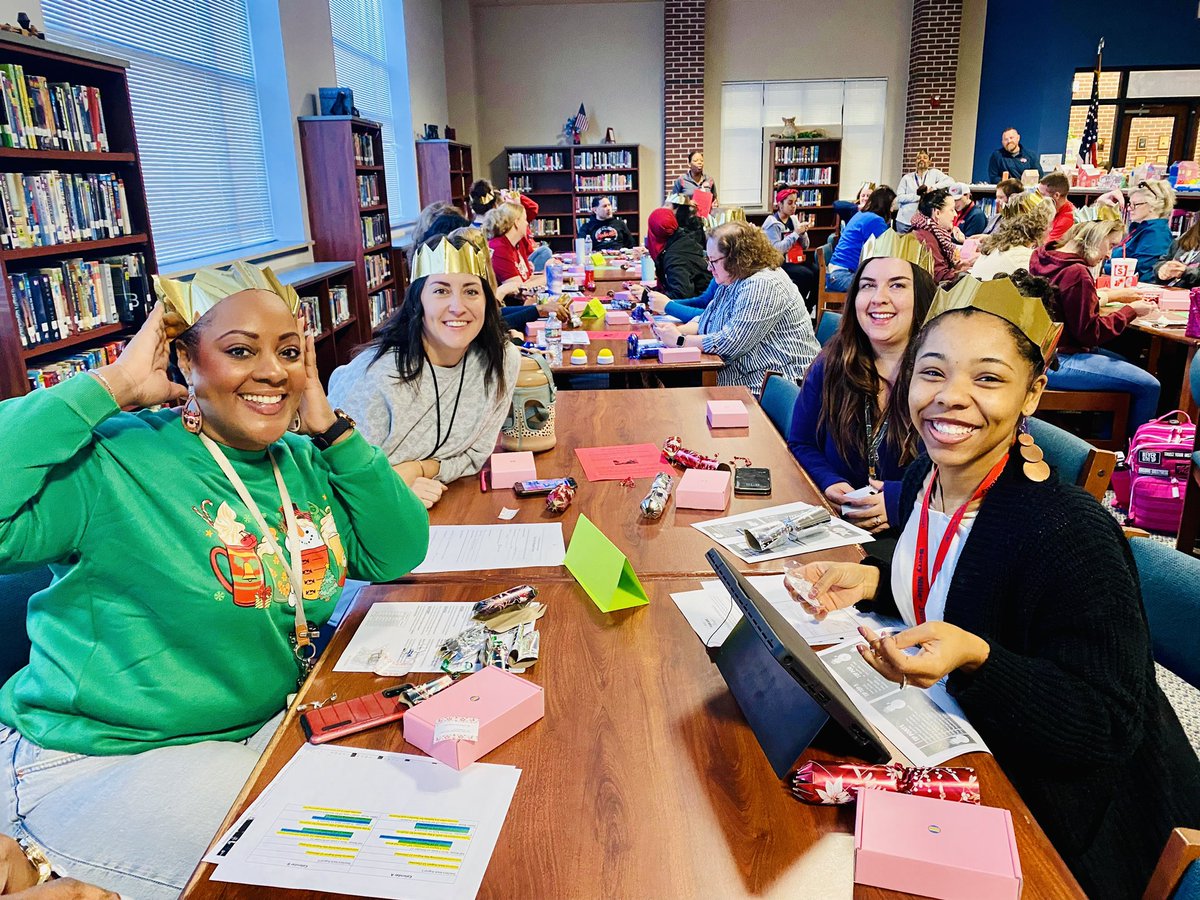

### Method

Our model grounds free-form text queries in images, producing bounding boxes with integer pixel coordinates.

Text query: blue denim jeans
[529,243,553,273]
[1047,348,1162,433]
[0,711,284,899]
[825,266,853,293]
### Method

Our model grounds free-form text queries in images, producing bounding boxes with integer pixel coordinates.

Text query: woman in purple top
[788,248,936,535]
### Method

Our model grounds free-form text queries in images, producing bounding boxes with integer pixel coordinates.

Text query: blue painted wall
[972,0,1200,182]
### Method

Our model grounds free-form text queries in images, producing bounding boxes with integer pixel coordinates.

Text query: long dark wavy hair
[363,236,510,393]
[818,258,937,470]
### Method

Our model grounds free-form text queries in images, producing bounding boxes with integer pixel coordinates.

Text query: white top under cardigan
[889,483,978,627]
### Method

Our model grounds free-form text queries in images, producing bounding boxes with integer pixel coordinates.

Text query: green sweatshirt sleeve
[318,429,429,582]
[0,375,116,570]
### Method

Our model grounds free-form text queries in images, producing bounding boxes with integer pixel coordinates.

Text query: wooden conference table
[183,387,1084,898]
[1128,315,1199,420]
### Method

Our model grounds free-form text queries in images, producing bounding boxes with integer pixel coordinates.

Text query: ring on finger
[900,674,908,690]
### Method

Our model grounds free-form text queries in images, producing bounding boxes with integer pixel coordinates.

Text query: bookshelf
[415,139,473,212]
[298,116,399,340]
[276,261,355,388]
[505,144,640,252]
[0,33,158,399]
[768,137,842,244]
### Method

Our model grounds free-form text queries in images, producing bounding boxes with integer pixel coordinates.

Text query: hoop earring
[288,413,302,433]
[182,387,203,435]
[1016,418,1050,482]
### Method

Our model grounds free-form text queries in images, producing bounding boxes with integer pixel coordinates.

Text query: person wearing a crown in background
[789,274,1200,899]
[329,233,521,510]
[0,262,429,899]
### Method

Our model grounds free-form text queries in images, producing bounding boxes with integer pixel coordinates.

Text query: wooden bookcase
[0,32,157,399]
[415,139,472,211]
[298,116,398,343]
[768,137,842,245]
[505,144,640,252]
[276,260,355,388]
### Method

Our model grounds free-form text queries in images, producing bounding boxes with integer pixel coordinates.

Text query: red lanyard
[911,455,1008,624]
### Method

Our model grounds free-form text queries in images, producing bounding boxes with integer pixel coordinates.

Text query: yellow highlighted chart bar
[395,851,462,863]
[410,860,459,870]
[389,829,471,840]
[306,850,356,859]
[299,820,371,830]
[304,806,363,815]
[299,842,359,853]
[390,814,461,824]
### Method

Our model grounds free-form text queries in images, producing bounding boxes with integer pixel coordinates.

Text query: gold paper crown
[1007,191,1052,216]
[925,276,1063,362]
[704,207,747,230]
[1094,203,1123,223]
[412,235,494,284]
[859,229,935,275]
[153,262,300,331]
[665,192,695,207]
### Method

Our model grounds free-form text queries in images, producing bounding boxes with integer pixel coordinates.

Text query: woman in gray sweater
[329,234,520,508]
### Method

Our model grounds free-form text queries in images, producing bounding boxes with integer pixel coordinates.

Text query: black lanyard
[864,402,887,482]
[427,355,467,457]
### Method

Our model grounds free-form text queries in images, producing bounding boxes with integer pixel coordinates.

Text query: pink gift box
[1158,288,1192,311]
[490,451,536,490]
[611,290,634,304]
[525,320,547,339]
[403,666,544,770]
[605,311,630,327]
[676,468,731,511]
[658,346,701,363]
[706,399,749,428]
[571,299,589,313]
[854,789,1022,900]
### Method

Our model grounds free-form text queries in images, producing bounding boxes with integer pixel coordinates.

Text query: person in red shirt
[1038,172,1075,242]
[1028,218,1160,430]
[484,201,537,284]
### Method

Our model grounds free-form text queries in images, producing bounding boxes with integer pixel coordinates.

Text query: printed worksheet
[412,524,566,574]
[693,502,873,563]
[334,602,477,674]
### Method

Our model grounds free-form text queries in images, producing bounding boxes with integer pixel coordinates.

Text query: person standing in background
[670,150,717,204]
[988,126,1042,183]
[896,150,952,233]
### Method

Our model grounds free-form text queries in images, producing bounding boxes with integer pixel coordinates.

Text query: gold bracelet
[16,838,53,885]
[88,369,118,404]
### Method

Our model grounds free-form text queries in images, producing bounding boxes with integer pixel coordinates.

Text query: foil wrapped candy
[546,479,575,513]
[742,507,832,551]
[791,762,980,806]
[662,435,729,471]
[640,472,674,519]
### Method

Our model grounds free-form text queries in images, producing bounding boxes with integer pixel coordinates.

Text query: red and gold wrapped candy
[546,480,576,513]
[662,436,727,471]
[790,761,980,805]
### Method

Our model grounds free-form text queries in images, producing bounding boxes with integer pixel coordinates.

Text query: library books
[353,133,376,166]
[298,295,323,336]
[575,194,617,214]
[776,145,822,164]
[529,219,561,237]
[9,251,149,348]
[364,251,392,291]
[27,338,127,390]
[776,167,834,186]
[575,174,633,192]
[575,150,632,169]
[357,173,380,207]
[508,152,565,172]
[330,284,351,326]
[369,287,395,328]
[508,176,532,192]
[361,211,388,249]
[0,64,109,152]
[0,170,132,249]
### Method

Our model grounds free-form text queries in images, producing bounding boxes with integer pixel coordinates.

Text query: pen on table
[480,468,489,493]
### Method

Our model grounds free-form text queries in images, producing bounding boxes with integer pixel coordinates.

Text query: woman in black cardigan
[792,277,1200,899]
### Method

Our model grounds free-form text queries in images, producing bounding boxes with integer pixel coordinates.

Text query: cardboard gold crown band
[412,236,494,283]
[859,229,935,275]
[153,262,300,331]
[925,275,1063,362]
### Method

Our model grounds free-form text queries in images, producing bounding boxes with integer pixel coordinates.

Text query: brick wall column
[902,0,962,173]
[663,0,706,192]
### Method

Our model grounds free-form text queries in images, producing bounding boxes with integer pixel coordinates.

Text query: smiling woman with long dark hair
[328,234,519,509]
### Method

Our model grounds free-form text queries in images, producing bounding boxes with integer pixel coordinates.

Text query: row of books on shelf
[0,65,109,152]
[27,338,127,391]
[331,284,352,327]
[9,252,148,348]
[775,145,824,163]
[776,167,834,185]
[353,133,376,166]
[792,190,824,207]
[576,174,633,192]
[529,220,563,237]
[508,176,532,192]
[368,287,396,328]
[365,252,391,289]
[1170,209,1198,238]
[575,195,617,214]
[574,215,634,231]
[575,150,633,169]
[357,173,380,207]
[298,295,322,336]
[0,170,132,250]
[361,212,389,249]
[508,152,565,172]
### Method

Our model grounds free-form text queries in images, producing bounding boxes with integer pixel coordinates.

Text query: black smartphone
[734,467,772,495]
[513,476,577,497]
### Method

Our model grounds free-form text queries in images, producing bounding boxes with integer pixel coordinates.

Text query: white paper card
[335,602,476,674]
[693,501,873,564]
[413,524,566,574]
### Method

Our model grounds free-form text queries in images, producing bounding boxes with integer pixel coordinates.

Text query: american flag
[572,103,589,136]
[1078,39,1104,167]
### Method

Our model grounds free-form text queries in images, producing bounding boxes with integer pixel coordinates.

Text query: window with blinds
[42,0,277,267]
[330,0,404,225]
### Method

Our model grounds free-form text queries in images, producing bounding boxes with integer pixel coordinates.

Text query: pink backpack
[1127,410,1195,533]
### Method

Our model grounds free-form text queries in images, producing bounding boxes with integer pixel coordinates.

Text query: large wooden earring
[1017,423,1050,482]
[182,387,203,434]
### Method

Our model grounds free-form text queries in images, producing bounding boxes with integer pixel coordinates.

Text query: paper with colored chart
[208,742,521,900]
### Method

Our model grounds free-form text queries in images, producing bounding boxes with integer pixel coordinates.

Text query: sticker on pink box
[403,666,544,770]
[676,468,731,511]
[658,346,701,364]
[605,311,630,327]
[490,451,536,490]
[707,399,749,428]
[854,790,1022,900]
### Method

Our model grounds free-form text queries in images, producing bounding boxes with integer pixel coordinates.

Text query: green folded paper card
[564,514,649,612]
[590,252,607,267]
[580,298,607,319]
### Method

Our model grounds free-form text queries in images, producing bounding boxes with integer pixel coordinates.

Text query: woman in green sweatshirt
[0,263,428,899]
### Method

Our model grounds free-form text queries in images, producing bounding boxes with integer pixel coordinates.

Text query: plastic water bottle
[545,260,563,296]
[544,316,563,365]
[640,253,656,286]
[583,257,595,291]
[584,236,593,256]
